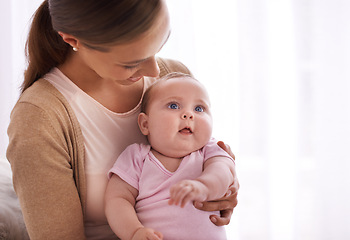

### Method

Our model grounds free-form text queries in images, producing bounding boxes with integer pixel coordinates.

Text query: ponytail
[22,0,69,93]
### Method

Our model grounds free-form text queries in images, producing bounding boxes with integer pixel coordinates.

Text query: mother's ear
[58,31,80,49]
[138,113,150,136]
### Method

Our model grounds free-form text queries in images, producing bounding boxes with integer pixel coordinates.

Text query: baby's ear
[138,113,149,136]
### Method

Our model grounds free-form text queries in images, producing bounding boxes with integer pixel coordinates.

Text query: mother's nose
[138,56,160,78]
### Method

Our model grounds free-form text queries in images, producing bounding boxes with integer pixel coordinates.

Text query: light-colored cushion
[0,158,29,240]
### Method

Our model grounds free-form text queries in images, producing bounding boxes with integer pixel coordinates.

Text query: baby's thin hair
[141,72,196,114]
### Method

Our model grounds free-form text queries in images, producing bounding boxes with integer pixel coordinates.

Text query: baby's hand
[169,180,209,207]
[132,227,163,240]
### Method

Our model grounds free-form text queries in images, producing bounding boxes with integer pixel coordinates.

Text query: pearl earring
[72,47,78,52]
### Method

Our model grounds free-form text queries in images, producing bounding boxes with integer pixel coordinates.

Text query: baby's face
[140,77,213,158]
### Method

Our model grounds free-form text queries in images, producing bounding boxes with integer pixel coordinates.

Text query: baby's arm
[169,156,235,207]
[105,174,163,240]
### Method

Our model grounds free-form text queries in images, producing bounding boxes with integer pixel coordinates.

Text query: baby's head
[138,72,213,158]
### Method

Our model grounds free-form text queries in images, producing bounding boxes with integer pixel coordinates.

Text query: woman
[7,0,239,239]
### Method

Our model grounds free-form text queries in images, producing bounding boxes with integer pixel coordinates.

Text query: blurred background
[1,0,350,239]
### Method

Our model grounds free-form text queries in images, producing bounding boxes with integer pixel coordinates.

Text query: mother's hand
[194,141,239,226]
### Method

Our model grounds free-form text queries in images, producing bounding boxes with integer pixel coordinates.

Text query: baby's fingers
[153,230,163,240]
[145,230,163,240]
[133,227,163,240]
[169,183,193,207]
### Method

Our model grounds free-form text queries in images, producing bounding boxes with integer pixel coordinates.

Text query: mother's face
[63,1,171,86]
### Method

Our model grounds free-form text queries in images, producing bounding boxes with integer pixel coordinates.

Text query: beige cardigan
[7,58,191,240]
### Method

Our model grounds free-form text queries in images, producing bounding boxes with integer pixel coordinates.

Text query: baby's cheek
[197,120,213,143]
[202,118,213,134]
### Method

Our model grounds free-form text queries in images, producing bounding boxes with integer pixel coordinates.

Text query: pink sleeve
[108,143,148,190]
[202,138,234,162]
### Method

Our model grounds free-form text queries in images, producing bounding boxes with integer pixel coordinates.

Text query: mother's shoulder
[156,57,193,77]
[18,79,66,107]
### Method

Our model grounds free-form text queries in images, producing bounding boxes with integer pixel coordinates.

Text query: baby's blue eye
[168,103,179,109]
[195,106,204,112]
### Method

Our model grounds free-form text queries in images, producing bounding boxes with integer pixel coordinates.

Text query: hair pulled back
[22,0,162,93]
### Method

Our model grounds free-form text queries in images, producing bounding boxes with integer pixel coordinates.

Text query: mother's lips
[127,76,143,82]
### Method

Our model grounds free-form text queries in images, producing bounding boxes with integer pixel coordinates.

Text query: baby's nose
[181,112,194,120]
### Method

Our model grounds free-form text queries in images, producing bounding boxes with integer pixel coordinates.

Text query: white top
[45,68,153,239]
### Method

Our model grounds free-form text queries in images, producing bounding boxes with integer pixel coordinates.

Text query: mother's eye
[123,64,139,70]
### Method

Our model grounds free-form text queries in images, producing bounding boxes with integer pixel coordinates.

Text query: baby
[105,73,235,240]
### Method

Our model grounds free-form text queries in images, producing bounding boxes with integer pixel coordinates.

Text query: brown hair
[141,72,195,114]
[22,0,162,93]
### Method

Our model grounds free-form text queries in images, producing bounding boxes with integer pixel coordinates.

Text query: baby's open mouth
[179,127,193,134]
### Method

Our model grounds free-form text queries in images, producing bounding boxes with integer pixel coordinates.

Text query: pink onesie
[108,138,233,240]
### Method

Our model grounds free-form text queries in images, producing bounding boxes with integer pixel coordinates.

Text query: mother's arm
[7,102,86,239]
[194,141,239,226]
